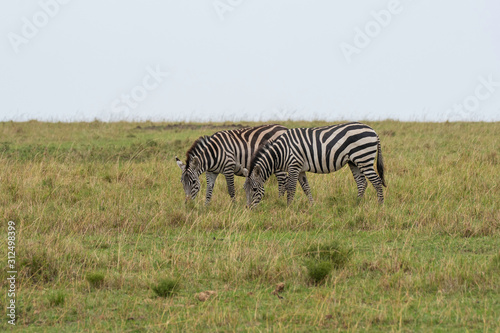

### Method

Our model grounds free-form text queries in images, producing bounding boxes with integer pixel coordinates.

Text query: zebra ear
[175,156,185,171]
[243,168,249,177]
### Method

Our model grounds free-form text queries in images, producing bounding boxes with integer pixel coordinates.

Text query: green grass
[1,120,499,331]
[151,278,181,298]
[302,241,352,284]
[85,271,106,289]
[47,290,66,307]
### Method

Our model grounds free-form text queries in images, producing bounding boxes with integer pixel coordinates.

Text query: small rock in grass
[196,290,217,302]
[272,282,285,295]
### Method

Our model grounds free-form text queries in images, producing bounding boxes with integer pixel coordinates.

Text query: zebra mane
[186,135,210,168]
[248,140,274,176]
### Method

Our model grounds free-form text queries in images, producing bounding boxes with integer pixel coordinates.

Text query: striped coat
[243,122,386,207]
[176,124,288,204]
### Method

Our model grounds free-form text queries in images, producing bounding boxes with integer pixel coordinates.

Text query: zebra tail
[376,139,387,187]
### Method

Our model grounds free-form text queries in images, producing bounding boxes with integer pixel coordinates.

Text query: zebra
[243,122,386,208]
[175,124,288,205]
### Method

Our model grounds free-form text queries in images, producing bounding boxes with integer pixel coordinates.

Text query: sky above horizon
[1,0,499,122]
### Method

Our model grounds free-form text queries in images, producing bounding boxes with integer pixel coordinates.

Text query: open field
[1,120,499,332]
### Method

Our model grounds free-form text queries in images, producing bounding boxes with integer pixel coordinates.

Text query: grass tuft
[151,278,181,298]
[20,250,59,284]
[167,211,188,227]
[305,260,333,284]
[301,241,352,284]
[302,241,352,269]
[47,290,66,307]
[86,271,106,288]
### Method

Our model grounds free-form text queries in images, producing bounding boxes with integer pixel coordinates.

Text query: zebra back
[186,124,287,175]
[246,122,386,205]
[249,122,381,176]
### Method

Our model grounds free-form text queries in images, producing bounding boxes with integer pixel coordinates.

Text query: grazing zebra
[243,122,386,208]
[176,124,288,204]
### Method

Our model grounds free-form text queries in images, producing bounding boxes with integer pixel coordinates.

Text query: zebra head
[176,156,201,201]
[243,165,265,209]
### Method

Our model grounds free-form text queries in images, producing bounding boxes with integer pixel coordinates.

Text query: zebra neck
[198,149,220,173]
[269,143,286,174]
[259,150,278,182]
[261,165,273,183]
[187,153,208,175]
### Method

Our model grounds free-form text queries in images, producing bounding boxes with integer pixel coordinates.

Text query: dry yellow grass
[1,120,499,331]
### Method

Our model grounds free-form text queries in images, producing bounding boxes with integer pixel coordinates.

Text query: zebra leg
[358,166,384,203]
[286,169,300,206]
[298,172,314,204]
[348,162,367,198]
[275,171,288,197]
[223,171,236,201]
[205,172,219,205]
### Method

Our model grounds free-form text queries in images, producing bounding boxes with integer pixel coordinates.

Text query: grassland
[1,120,499,332]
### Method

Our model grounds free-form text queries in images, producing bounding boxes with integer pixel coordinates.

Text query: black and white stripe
[244,122,386,207]
[176,124,288,204]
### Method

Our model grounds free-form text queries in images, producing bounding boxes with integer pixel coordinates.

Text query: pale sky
[1,0,499,122]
